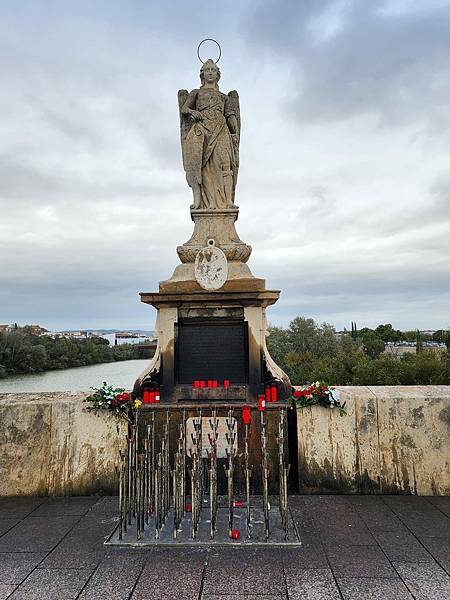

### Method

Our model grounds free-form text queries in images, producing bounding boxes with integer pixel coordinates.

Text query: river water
[0,359,149,393]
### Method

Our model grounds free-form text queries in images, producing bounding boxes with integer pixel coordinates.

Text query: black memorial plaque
[176,321,248,384]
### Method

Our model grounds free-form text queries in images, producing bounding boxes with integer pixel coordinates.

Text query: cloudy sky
[1,0,449,331]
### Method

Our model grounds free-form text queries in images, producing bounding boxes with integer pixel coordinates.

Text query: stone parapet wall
[296,386,450,495]
[0,392,126,497]
[1,387,449,496]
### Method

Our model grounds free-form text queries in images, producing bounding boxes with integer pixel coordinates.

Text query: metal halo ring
[197,38,221,64]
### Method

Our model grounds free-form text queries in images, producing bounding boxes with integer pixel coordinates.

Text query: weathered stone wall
[1,387,449,496]
[0,392,126,496]
[297,386,450,495]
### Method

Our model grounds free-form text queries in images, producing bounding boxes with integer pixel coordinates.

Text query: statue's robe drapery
[178,87,240,209]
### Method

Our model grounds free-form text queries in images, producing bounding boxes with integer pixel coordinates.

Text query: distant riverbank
[0,325,149,380]
[0,359,149,393]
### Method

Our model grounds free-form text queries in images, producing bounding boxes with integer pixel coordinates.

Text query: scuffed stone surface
[297,386,450,495]
[0,392,126,497]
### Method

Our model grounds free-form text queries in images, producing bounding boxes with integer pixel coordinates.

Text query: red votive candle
[224,380,230,388]
[230,529,241,540]
[207,380,213,388]
[271,385,278,402]
[194,380,200,389]
[233,500,244,508]
[200,380,206,388]
[143,390,150,404]
[265,386,271,402]
[242,406,251,425]
[185,503,192,512]
[258,394,266,411]
[149,390,155,403]
[214,380,219,388]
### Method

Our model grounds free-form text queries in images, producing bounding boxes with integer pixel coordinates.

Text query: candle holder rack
[106,403,301,547]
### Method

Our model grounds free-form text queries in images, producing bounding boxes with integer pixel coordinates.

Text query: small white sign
[186,416,236,459]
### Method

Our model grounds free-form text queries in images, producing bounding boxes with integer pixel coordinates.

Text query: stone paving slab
[201,596,285,599]
[0,498,46,520]
[420,536,450,574]
[78,554,147,600]
[31,497,99,517]
[337,577,413,599]
[202,548,285,596]
[394,561,450,600]
[325,544,398,578]
[7,567,93,600]
[0,515,80,552]
[373,530,435,562]
[0,586,16,600]
[0,522,19,538]
[0,552,47,584]
[427,495,450,517]
[284,567,341,599]
[0,495,448,599]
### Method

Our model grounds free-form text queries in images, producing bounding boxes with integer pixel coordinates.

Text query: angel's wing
[177,89,190,145]
[227,90,241,144]
[227,90,241,193]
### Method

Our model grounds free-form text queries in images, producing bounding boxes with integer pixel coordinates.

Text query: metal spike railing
[260,409,270,539]
[208,408,219,538]
[116,404,292,544]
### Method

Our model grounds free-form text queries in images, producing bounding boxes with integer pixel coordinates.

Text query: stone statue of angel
[178,59,240,210]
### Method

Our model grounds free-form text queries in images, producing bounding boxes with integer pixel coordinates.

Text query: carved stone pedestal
[133,288,292,403]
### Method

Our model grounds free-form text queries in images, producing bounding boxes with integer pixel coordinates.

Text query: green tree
[360,331,385,359]
[375,323,402,343]
[288,317,317,354]
[266,326,292,365]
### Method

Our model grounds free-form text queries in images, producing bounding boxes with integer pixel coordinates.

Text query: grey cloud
[0,159,61,202]
[0,1,449,331]
[246,0,450,127]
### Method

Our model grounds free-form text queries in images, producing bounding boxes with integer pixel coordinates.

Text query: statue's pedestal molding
[159,261,265,293]
[177,206,252,264]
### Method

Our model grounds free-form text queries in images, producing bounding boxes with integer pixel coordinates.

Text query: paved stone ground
[0,495,448,599]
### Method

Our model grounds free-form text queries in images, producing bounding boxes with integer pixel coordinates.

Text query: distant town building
[114,332,155,346]
[385,341,446,356]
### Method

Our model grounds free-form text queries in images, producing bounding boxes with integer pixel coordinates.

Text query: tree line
[266,317,449,386]
[0,326,141,378]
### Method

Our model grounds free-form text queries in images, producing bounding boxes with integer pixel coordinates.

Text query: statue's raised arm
[178,59,240,210]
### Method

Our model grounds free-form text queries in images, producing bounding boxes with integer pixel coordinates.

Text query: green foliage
[0,327,141,378]
[374,323,402,343]
[266,317,449,386]
[360,331,385,359]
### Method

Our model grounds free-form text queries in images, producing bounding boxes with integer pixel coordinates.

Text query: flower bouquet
[83,381,139,421]
[293,382,347,415]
